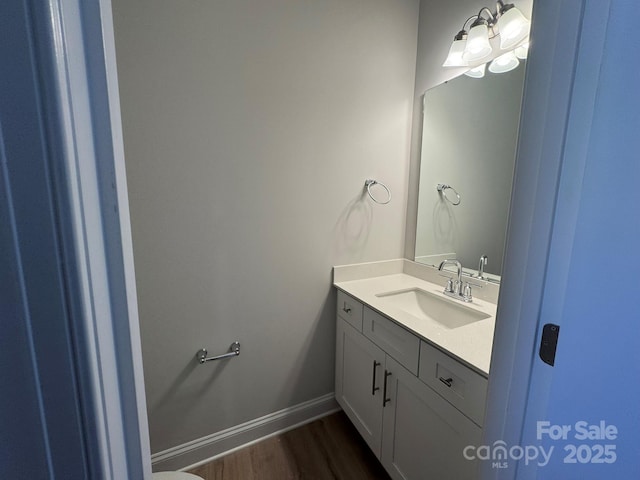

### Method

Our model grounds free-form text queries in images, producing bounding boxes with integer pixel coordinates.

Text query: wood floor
[187,411,390,480]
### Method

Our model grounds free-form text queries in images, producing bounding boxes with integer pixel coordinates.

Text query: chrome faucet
[438,259,462,288]
[475,255,488,280]
[438,259,481,303]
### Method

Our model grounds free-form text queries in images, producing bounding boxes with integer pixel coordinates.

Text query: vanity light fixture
[465,63,487,78]
[442,30,469,67]
[489,50,520,73]
[515,41,529,59]
[443,1,530,76]
[462,14,493,63]
[496,2,531,49]
[442,12,494,67]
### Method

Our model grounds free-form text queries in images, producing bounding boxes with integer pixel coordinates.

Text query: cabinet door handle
[371,361,381,395]
[439,376,453,388]
[342,303,352,314]
[383,370,392,407]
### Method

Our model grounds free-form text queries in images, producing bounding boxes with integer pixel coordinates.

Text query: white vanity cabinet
[335,290,485,480]
[335,315,386,456]
[381,355,481,480]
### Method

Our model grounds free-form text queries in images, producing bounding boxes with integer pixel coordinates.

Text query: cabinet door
[336,318,386,458]
[381,357,482,480]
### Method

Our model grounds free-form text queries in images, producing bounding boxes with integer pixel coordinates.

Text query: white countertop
[334,261,497,376]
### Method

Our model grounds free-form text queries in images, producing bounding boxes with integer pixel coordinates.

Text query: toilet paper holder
[196,342,241,364]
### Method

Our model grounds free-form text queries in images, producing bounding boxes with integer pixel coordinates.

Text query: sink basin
[375,288,490,329]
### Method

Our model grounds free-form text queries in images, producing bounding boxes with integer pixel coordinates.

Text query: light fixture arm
[477,7,497,25]
[461,15,479,31]
[453,15,479,40]
[473,6,501,38]
[496,0,516,16]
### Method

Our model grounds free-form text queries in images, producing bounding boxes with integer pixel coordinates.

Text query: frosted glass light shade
[462,24,492,62]
[443,39,469,67]
[515,42,529,59]
[489,51,520,73]
[465,63,486,78]
[497,7,530,49]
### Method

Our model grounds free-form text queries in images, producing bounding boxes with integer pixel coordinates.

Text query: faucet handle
[444,278,455,293]
[462,282,473,301]
[461,279,487,302]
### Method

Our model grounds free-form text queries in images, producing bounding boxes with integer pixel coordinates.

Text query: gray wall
[111,0,419,454]
[405,0,533,259]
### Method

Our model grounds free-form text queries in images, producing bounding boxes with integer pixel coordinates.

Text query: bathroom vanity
[334,260,498,480]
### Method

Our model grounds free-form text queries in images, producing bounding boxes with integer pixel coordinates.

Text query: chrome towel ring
[437,183,461,206]
[365,179,391,205]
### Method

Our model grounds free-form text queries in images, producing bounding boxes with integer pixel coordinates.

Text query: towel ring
[437,183,461,206]
[365,179,391,205]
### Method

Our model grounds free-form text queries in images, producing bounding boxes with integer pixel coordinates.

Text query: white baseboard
[151,393,340,472]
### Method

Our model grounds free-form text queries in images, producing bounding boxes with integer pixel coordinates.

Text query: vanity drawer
[418,341,487,426]
[337,290,363,331]
[363,307,420,375]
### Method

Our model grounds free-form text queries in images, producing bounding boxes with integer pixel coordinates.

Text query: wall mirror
[414,62,527,283]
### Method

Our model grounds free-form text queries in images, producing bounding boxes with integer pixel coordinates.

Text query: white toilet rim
[152,472,204,480]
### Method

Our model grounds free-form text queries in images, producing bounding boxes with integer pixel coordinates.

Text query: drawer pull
[371,361,381,395]
[383,370,392,407]
[439,376,453,387]
[342,303,352,314]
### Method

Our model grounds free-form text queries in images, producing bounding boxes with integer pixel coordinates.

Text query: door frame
[480,0,612,478]
[30,0,152,477]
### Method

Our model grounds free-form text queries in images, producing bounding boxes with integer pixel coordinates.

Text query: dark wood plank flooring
[187,411,390,480]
